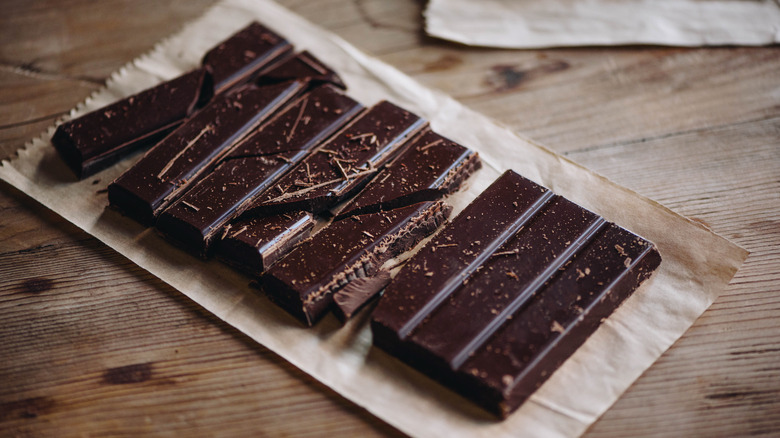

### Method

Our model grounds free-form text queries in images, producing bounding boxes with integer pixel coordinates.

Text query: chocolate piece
[202,22,292,94]
[332,270,392,322]
[51,68,209,179]
[371,170,661,417]
[155,85,364,256]
[215,211,315,276]
[242,101,428,217]
[108,81,305,225]
[258,51,346,89]
[262,200,451,326]
[336,129,481,218]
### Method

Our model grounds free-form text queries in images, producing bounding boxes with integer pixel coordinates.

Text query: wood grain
[1,0,778,436]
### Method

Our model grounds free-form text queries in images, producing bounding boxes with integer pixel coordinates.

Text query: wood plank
[570,117,780,437]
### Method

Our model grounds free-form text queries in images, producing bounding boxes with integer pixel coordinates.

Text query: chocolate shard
[336,129,481,219]
[332,270,392,322]
[51,68,210,179]
[215,211,316,276]
[370,170,661,418]
[108,81,306,226]
[262,200,452,326]
[202,21,292,94]
[241,101,429,217]
[258,51,346,89]
[155,85,364,257]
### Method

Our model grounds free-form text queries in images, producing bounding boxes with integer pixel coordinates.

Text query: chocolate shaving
[286,98,308,143]
[157,124,214,180]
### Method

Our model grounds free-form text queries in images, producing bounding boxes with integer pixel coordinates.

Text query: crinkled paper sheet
[425,0,780,48]
[0,0,747,437]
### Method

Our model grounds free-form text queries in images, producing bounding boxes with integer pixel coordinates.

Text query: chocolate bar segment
[332,270,392,322]
[155,85,364,256]
[215,211,315,276]
[371,170,661,417]
[336,129,481,218]
[202,22,292,94]
[108,81,305,225]
[262,200,451,326]
[258,51,346,89]
[242,101,428,216]
[460,223,660,416]
[51,68,209,179]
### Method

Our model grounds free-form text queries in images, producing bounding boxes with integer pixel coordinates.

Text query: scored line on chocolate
[329,118,429,193]
[429,149,474,190]
[257,213,313,255]
[504,242,657,392]
[448,216,608,370]
[397,189,557,340]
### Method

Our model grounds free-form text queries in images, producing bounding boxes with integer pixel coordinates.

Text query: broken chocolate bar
[258,51,346,89]
[371,170,661,418]
[241,101,428,217]
[156,85,364,256]
[216,211,316,276]
[51,68,210,179]
[202,21,292,94]
[108,81,305,225]
[262,200,452,326]
[336,129,481,218]
[332,270,392,322]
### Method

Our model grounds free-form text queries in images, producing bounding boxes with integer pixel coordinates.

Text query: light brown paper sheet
[0,0,747,436]
[425,0,780,48]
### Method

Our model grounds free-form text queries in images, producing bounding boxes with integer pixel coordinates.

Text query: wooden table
[2,1,778,436]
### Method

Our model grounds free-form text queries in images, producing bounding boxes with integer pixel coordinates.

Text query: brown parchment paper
[425,0,780,48]
[0,0,747,436]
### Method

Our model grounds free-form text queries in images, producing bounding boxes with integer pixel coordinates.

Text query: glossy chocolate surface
[202,22,292,94]
[155,85,363,256]
[371,170,661,417]
[262,200,451,326]
[258,51,346,89]
[337,129,481,218]
[108,81,305,225]
[243,101,428,216]
[51,68,209,179]
[215,211,315,276]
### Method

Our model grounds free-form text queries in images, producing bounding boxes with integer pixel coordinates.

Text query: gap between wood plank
[564,114,780,156]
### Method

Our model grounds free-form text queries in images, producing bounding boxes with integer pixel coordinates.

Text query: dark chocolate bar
[215,211,316,276]
[108,81,305,225]
[51,68,210,179]
[156,85,364,256]
[258,51,346,89]
[332,270,392,322]
[241,101,428,217]
[202,22,292,94]
[336,129,481,218]
[371,170,661,417]
[262,200,452,326]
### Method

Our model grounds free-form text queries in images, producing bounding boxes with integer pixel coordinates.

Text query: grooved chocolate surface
[107,81,305,225]
[155,85,363,256]
[337,129,481,218]
[51,68,208,179]
[262,200,451,326]
[370,170,661,417]
[258,51,346,89]
[202,21,292,94]
[215,211,315,276]
[242,101,428,216]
